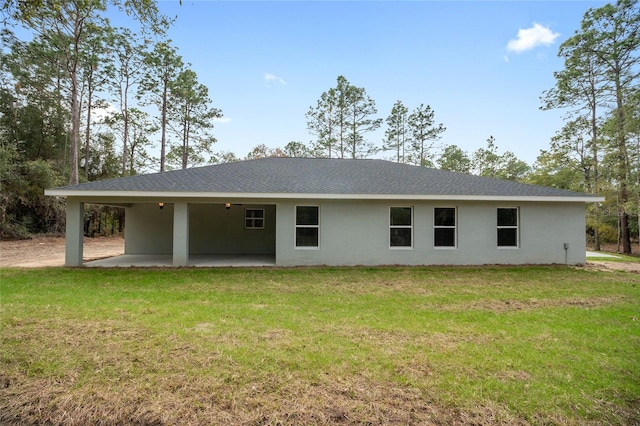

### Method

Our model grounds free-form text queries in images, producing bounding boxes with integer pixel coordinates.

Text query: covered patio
[59,199,277,267]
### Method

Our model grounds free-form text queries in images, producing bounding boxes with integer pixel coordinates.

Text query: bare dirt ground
[585,243,640,273]
[582,261,640,273]
[1,236,639,272]
[0,236,124,268]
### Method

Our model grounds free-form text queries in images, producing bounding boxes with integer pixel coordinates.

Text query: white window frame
[433,207,457,249]
[497,207,519,249]
[295,205,320,249]
[244,208,265,230]
[389,206,413,249]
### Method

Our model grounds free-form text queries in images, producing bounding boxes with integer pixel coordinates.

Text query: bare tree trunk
[121,79,130,176]
[617,205,621,253]
[84,68,93,181]
[637,135,640,250]
[181,103,190,169]
[70,77,80,185]
[129,130,135,175]
[69,17,82,186]
[160,79,167,172]
[590,85,600,251]
[614,71,631,254]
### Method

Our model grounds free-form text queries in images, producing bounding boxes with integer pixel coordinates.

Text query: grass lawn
[1,266,639,425]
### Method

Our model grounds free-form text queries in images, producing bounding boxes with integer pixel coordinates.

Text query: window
[244,209,264,229]
[390,207,412,248]
[497,207,519,247]
[295,206,319,247]
[434,207,456,248]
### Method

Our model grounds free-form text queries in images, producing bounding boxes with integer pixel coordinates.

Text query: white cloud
[91,104,118,123]
[213,116,231,124]
[507,23,560,53]
[263,72,286,86]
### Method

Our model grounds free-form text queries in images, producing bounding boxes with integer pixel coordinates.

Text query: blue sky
[151,0,606,163]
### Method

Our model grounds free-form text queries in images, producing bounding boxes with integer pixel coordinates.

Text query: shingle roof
[47,157,599,200]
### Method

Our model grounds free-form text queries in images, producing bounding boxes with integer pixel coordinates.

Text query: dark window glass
[434,208,456,247]
[245,209,265,229]
[390,207,412,247]
[246,209,264,218]
[390,207,412,226]
[246,219,264,228]
[434,228,456,247]
[497,228,518,247]
[497,208,518,226]
[296,228,319,247]
[390,228,412,247]
[295,206,319,247]
[296,206,318,225]
[434,208,456,226]
[497,208,518,247]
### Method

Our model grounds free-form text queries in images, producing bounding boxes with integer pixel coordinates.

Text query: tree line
[1,0,221,237]
[247,75,530,182]
[538,0,639,253]
[0,0,638,253]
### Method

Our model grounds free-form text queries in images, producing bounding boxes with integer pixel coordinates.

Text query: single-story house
[45,157,604,267]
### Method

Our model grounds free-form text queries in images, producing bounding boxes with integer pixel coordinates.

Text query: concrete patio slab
[85,254,276,268]
[586,251,621,259]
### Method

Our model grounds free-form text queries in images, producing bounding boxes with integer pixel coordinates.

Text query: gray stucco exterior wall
[125,203,174,255]
[189,203,276,255]
[64,200,85,267]
[123,199,586,266]
[274,200,586,266]
[124,203,276,256]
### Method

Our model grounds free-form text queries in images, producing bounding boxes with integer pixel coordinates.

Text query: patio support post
[65,199,84,267]
[173,202,190,266]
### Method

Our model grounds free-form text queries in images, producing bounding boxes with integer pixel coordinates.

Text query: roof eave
[44,189,605,203]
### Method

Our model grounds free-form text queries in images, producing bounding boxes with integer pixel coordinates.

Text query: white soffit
[44,189,604,203]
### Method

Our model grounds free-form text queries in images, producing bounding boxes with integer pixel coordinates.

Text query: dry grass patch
[439,295,631,313]
[2,371,517,425]
[4,347,544,426]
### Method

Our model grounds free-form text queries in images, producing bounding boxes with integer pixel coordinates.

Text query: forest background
[0,0,638,253]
